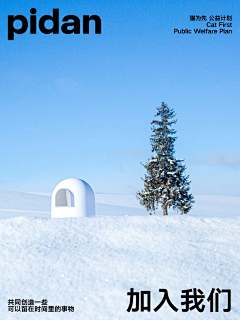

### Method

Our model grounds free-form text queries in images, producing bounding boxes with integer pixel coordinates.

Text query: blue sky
[0,0,239,196]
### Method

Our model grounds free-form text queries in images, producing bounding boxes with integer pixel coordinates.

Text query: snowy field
[0,189,240,319]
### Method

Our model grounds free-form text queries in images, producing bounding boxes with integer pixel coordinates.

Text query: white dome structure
[51,178,95,218]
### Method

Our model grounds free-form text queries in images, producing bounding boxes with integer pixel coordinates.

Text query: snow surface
[0,189,240,319]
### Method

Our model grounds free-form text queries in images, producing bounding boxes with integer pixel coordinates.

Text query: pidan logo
[7,8,102,40]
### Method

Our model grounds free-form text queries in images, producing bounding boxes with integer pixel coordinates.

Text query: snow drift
[0,190,239,319]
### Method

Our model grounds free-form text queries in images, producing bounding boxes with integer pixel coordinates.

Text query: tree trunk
[163,199,168,215]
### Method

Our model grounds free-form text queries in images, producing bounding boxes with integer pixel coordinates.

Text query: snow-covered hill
[0,189,240,219]
[0,190,240,319]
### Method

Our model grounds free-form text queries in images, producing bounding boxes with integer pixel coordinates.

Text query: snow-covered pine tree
[136,102,194,215]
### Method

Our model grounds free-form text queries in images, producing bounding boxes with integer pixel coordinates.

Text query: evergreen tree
[136,102,194,215]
